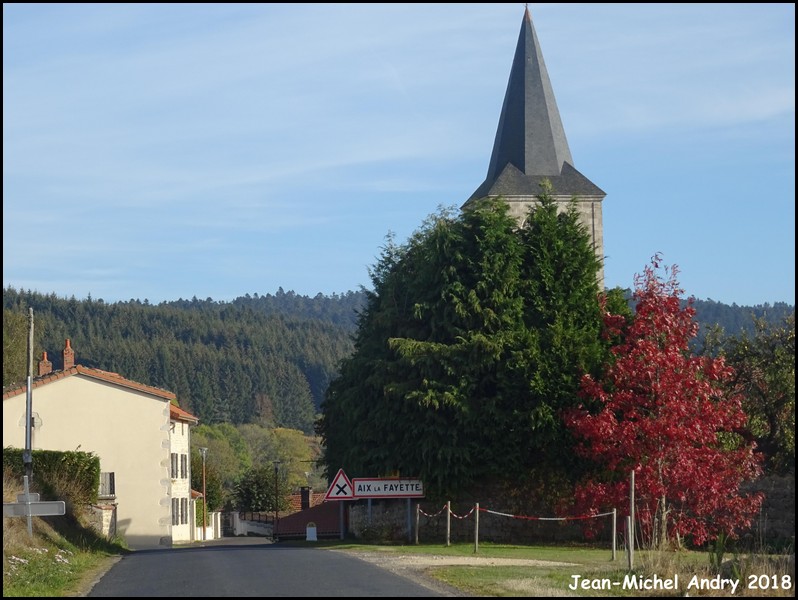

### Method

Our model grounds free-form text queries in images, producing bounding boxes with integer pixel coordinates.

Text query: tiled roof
[286,491,326,514]
[170,403,199,425]
[276,501,343,538]
[3,365,177,403]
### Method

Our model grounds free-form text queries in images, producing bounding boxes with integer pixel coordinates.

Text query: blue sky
[4,3,795,307]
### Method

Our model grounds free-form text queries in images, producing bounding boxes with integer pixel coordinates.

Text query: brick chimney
[38,351,53,376]
[63,339,75,370]
[300,486,312,511]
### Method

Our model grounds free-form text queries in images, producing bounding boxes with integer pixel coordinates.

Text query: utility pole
[24,308,34,482]
[273,460,281,542]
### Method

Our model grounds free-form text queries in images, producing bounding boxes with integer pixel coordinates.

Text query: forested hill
[691,297,794,340]
[3,286,792,432]
[164,288,365,329]
[3,287,366,434]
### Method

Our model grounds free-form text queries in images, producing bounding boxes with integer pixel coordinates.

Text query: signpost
[7,311,67,537]
[3,476,65,537]
[323,470,425,542]
[324,470,424,500]
[324,469,353,540]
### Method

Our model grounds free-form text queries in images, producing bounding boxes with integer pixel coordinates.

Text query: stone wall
[349,500,414,542]
[744,474,795,546]
[349,499,597,545]
[87,503,117,540]
[348,476,795,548]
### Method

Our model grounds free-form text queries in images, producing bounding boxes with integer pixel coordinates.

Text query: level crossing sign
[324,468,354,500]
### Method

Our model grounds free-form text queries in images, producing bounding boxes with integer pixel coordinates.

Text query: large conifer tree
[319,185,614,499]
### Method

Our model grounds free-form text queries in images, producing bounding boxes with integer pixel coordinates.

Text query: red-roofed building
[276,500,343,540]
[3,339,200,549]
[285,487,327,514]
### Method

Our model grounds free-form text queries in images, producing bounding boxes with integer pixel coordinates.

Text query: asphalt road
[86,537,448,597]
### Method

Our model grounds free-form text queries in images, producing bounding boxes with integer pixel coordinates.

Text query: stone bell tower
[462,7,606,287]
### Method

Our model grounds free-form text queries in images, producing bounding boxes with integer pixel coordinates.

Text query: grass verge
[301,539,795,597]
[4,528,794,597]
[3,513,127,597]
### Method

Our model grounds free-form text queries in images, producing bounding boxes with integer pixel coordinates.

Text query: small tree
[722,315,795,474]
[563,255,763,547]
[233,464,290,513]
[190,452,224,511]
[233,466,273,512]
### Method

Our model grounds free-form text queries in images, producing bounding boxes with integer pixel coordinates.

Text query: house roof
[3,364,177,403]
[276,501,342,538]
[4,365,198,423]
[286,491,326,514]
[170,403,199,425]
[465,7,604,204]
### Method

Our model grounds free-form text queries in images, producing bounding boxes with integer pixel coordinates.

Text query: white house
[169,402,199,544]
[2,339,199,549]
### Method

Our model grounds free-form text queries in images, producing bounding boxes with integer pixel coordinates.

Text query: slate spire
[463,6,606,286]
[486,5,573,180]
[466,7,604,203]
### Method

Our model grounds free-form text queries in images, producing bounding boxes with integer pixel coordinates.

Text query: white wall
[195,511,224,541]
[3,375,171,549]
[169,419,193,543]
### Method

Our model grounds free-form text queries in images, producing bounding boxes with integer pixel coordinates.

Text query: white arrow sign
[4,475,66,537]
[4,501,65,517]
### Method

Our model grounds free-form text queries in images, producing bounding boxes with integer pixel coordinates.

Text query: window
[172,498,179,526]
[180,454,188,479]
[171,453,178,479]
[99,472,115,498]
[181,498,188,525]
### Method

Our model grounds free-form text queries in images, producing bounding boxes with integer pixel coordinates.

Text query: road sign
[4,501,65,517]
[4,475,66,539]
[352,478,424,498]
[324,468,354,500]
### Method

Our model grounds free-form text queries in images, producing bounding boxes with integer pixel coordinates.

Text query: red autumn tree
[563,255,763,547]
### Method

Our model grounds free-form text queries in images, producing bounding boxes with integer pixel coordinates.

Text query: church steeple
[463,7,606,287]
[486,6,572,180]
